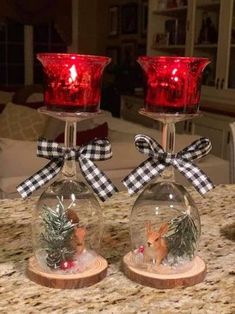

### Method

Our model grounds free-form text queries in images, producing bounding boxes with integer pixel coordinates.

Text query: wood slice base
[122,252,206,289]
[27,255,108,289]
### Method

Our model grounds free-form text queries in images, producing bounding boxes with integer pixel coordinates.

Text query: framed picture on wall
[108,6,119,36]
[153,32,170,46]
[121,3,138,34]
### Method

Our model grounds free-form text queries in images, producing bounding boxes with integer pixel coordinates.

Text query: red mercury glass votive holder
[37,53,111,112]
[137,56,210,114]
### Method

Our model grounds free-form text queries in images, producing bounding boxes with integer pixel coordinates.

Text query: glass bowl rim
[37,53,111,63]
[137,56,210,63]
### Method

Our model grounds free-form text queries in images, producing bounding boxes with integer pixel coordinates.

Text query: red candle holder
[137,56,210,114]
[37,53,110,112]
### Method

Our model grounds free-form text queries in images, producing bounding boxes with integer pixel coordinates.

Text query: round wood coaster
[27,255,108,289]
[122,252,206,289]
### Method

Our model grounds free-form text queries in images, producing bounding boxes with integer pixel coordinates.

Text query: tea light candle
[37,53,110,112]
[137,56,210,114]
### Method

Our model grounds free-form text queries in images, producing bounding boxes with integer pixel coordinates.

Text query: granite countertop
[0,185,234,314]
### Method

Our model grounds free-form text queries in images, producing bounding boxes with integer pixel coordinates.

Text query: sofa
[0,86,230,199]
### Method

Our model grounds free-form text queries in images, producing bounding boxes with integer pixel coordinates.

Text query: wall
[75,0,147,99]
[77,0,147,57]
[77,0,108,55]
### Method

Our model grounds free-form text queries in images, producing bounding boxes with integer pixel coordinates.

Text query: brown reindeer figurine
[73,227,86,255]
[144,221,169,266]
[67,209,86,255]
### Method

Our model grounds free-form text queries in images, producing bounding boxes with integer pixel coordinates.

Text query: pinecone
[46,251,62,269]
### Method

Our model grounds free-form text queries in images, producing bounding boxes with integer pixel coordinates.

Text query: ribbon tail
[173,159,214,195]
[79,157,118,202]
[17,159,63,199]
[122,158,166,195]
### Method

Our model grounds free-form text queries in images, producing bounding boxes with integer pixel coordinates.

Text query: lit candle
[37,53,110,112]
[138,56,210,114]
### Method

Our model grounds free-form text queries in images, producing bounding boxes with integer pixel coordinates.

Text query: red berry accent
[60,260,75,270]
[138,246,145,253]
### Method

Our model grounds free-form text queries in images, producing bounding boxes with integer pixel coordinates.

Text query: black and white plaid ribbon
[123,134,214,195]
[17,138,118,201]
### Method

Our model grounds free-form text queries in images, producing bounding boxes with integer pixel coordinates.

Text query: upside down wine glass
[123,56,210,288]
[27,53,111,288]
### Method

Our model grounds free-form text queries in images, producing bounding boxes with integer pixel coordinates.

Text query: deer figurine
[144,221,169,266]
[73,227,86,255]
[67,209,86,255]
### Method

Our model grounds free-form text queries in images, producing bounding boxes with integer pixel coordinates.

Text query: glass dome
[129,180,200,275]
[32,178,103,274]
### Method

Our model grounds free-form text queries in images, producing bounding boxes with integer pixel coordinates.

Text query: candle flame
[69,65,77,83]
[172,68,177,75]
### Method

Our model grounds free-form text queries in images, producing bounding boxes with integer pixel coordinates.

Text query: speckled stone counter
[0,185,234,314]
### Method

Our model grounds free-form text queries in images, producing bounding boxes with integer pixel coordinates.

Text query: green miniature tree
[166,213,199,259]
[40,198,79,269]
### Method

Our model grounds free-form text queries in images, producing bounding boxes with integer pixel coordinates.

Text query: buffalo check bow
[122,134,214,195]
[17,138,118,201]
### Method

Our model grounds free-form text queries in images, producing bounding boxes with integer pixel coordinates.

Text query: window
[0,21,25,85]
[34,23,67,83]
[0,21,67,86]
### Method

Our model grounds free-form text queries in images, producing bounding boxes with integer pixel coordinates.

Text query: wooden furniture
[121,94,235,159]
[120,94,160,128]
[147,0,235,106]
[0,188,234,312]
[178,109,234,159]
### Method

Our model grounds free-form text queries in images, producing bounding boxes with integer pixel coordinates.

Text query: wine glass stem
[61,121,77,178]
[161,122,175,181]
